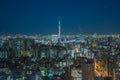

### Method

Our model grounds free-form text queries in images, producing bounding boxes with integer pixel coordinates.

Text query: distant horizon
[0,32,119,36]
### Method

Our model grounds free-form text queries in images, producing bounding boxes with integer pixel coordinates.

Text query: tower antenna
[58,16,61,38]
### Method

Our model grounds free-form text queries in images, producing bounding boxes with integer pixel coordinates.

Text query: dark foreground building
[81,58,94,80]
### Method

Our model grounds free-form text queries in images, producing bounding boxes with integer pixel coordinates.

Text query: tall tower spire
[58,16,61,38]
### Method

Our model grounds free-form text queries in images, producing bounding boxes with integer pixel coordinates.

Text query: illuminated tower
[58,16,61,38]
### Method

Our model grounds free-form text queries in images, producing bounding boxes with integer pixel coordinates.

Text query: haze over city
[0,0,120,35]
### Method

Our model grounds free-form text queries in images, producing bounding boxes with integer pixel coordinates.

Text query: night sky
[0,0,120,35]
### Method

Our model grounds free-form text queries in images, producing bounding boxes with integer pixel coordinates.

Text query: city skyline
[0,0,120,35]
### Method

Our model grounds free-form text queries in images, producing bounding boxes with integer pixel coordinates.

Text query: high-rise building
[115,54,120,79]
[82,58,94,80]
